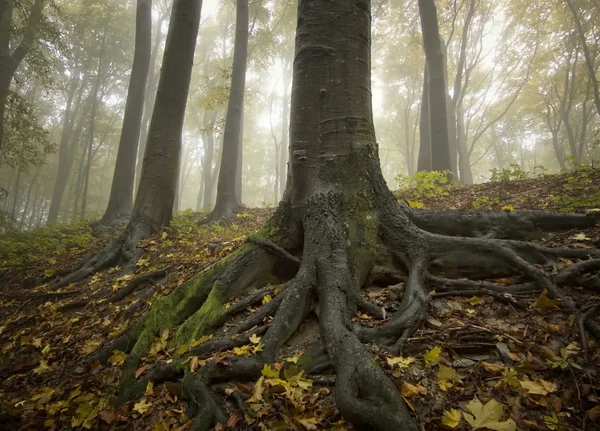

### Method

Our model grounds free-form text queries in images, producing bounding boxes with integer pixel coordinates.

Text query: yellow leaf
[262,295,272,305]
[462,396,516,431]
[481,362,504,375]
[387,356,415,369]
[468,296,483,305]
[407,200,425,208]
[284,355,300,364]
[424,346,442,366]
[501,205,514,212]
[467,309,476,315]
[133,398,152,414]
[587,405,600,422]
[544,412,559,430]
[520,378,557,396]
[190,334,213,348]
[401,382,427,398]
[437,364,462,391]
[31,387,55,404]
[32,337,43,348]
[108,350,127,366]
[42,344,51,356]
[233,345,252,356]
[34,360,50,375]
[442,409,462,428]
[249,334,261,345]
[571,233,591,241]
[252,343,264,354]
[81,340,101,355]
[531,289,560,311]
[144,381,154,396]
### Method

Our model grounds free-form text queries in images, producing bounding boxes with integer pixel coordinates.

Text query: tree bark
[135,9,168,192]
[278,56,292,200]
[417,0,452,177]
[101,0,152,226]
[417,63,431,172]
[210,0,249,221]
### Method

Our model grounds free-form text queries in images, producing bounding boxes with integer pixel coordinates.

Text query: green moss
[172,285,226,346]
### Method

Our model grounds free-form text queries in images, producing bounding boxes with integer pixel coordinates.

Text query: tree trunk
[201,110,217,212]
[278,56,292,199]
[47,74,84,225]
[135,9,167,192]
[417,0,452,176]
[456,100,473,184]
[210,0,249,221]
[417,64,431,172]
[101,0,152,226]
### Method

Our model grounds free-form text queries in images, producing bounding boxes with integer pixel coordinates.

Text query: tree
[87,1,598,430]
[50,0,202,288]
[100,0,152,226]
[417,0,452,176]
[209,0,248,221]
[0,0,46,166]
[565,0,600,118]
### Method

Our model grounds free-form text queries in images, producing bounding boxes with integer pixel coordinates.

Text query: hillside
[1,168,599,431]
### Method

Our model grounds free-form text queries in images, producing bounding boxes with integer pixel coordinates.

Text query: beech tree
[417,0,452,176]
[210,0,248,221]
[51,0,202,288]
[100,0,152,226]
[73,1,600,429]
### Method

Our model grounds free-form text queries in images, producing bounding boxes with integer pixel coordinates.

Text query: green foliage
[396,170,454,199]
[2,92,55,169]
[472,195,501,209]
[489,164,529,182]
[0,219,94,269]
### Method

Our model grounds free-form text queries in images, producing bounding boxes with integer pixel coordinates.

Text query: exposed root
[579,304,600,357]
[246,236,301,267]
[409,208,597,239]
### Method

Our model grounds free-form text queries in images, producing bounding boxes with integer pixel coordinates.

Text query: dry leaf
[463,396,516,431]
[442,409,462,428]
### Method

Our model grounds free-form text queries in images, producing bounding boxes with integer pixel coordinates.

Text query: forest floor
[1,168,600,431]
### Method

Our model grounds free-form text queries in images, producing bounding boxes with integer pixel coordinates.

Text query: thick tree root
[409,208,597,239]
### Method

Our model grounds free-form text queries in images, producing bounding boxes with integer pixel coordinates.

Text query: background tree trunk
[101,0,152,225]
[417,0,452,177]
[210,0,249,221]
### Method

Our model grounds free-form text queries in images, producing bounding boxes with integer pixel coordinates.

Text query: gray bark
[210,0,249,220]
[102,0,152,225]
[417,0,452,177]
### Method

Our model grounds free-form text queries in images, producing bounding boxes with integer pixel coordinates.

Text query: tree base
[87,188,599,430]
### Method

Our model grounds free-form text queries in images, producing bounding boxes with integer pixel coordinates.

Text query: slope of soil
[0,170,599,431]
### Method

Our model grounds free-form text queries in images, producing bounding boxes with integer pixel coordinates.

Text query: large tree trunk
[135,9,168,192]
[101,0,152,226]
[210,0,248,221]
[417,0,452,176]
[278,56,292,200]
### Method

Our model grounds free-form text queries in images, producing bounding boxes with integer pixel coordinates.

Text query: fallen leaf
[249,334,261,345]
[108,350,127,366]
[587,405,600,422]
[442,409,462,428]
[133,398,152,414]
[34,359,50,375]
[463,396,516,431]
[424,346,442,366]
[262,295,272,305]
[401,382,427,398]
[531,290,560,311]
